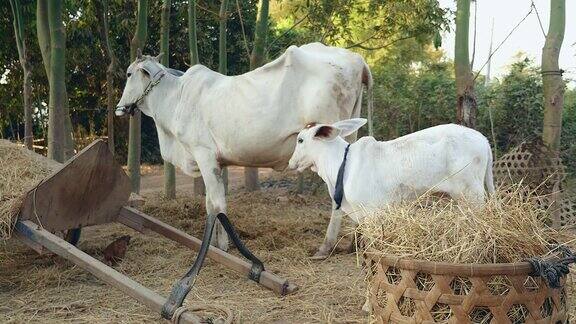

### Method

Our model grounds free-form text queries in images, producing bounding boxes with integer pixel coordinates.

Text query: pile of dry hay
[0,140,60,240]
[359,186,575,323]
[359,185,575,264]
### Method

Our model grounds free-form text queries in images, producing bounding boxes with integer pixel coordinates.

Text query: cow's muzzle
[115,104,138,117]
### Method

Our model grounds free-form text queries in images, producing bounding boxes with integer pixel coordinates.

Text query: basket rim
[364,250,545,276]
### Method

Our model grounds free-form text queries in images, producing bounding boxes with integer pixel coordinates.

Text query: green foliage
[367,46,456,139]
[478,59,544,153]
[276,0,450,49]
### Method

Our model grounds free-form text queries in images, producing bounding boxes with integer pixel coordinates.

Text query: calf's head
[115,50,165,117]
[288,118,367,172]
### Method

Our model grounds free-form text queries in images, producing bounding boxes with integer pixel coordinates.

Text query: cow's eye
[127,72,132,78]
[298,138,303,144]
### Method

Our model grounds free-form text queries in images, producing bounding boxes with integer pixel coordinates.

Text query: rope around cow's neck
[333,143,351,210]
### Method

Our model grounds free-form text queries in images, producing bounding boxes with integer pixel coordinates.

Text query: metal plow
[14,140,296,323]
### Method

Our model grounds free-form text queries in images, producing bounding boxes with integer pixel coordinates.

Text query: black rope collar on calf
[333,143,351,210]
[216,213,265,282]
[526,244,576,289]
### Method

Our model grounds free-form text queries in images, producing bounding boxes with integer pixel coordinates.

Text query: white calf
[288,118,495,258]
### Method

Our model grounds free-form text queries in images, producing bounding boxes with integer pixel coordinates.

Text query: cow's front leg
[311,203,344,260]
[194,149,229,251]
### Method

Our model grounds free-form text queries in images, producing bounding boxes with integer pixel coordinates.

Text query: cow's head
[115,49,165,117]
[288,118,367,172]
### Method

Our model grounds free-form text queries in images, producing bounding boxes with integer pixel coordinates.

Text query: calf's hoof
[362,299,372,314]
[309,250,330,260]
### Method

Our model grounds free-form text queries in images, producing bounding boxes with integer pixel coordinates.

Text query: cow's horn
[136,48,143,59]
[155,53,164,62]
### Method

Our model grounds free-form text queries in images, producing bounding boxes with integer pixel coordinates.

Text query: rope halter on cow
[115,61,166,116]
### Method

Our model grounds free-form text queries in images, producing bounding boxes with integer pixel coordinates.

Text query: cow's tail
[362,63,374,136]
[484,142,496,195]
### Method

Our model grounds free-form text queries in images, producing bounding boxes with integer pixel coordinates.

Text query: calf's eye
[298,138,303,144]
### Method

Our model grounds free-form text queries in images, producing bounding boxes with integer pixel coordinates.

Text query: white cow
[288,118,495,257]
[115,43,373,251]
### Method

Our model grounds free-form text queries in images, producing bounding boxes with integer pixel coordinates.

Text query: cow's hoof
[309,250,330,260]
[217,242,229,252]
[362,300,372,314]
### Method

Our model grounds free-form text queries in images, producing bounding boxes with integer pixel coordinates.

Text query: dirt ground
[0,168,367,323]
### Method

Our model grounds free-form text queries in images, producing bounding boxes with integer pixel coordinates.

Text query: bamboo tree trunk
[63,102,74,158]
[38,1,74,160]
[542,0,566,152]
[189,0,205,196]
[106,68,116,155]
[219,0,229,193]
[46,1,67,163]
[454,0,477,129]
[541,0,565,229]
[244,0,269,192]
[128,0,149,193]
[10,0,33,150]
[95,0,118,155]
[37,1,51,82]
[188,0,200,66]
[23,66,33,150]
[160,0,176,199]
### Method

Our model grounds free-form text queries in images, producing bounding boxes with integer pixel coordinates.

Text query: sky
[438,0,576,86]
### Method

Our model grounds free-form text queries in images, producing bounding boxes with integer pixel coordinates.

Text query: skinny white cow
[115,43,373,251]
[289,118,495,257]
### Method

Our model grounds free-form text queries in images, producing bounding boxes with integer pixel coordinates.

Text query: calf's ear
[314,125,340,141]
[332,118,367,137]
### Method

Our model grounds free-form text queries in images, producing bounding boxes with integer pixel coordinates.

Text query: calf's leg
[311,202,344,260]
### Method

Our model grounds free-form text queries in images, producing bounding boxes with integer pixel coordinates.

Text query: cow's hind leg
[442,179,485,207]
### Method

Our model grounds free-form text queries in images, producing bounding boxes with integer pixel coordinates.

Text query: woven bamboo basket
[364,252,569,324]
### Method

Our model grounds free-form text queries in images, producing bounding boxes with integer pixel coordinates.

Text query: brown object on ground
[103,235,131,266]
[0,140,60,240]
[364,252,568,323]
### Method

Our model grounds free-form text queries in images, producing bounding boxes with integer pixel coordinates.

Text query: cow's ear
[332,118,367,137]
[314,125,340,141]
